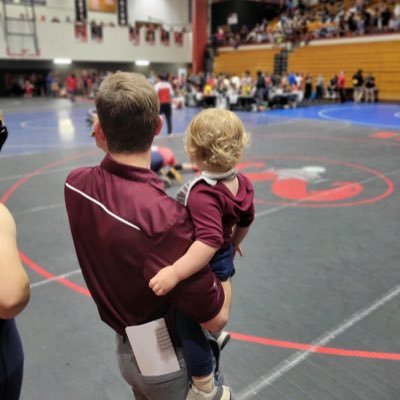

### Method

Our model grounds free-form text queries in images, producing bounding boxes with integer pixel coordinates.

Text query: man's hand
[149,266,180,296]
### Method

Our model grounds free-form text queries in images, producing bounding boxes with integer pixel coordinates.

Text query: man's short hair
[95,72,160,153]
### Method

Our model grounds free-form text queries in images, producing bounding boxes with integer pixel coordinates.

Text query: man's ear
[93,120,108,152]
[154,115,163,137]
[93,120,105,140]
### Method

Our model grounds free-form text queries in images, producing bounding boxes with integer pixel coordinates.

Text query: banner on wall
[90,22,103,42]
[117,0,128,26]
[174,31,184,47]
[75,0,87,22]
[160,28,170,46]
[88,0,117,13]
[145,25,156,46]
[75,22,88,42]
[129,25,140,45]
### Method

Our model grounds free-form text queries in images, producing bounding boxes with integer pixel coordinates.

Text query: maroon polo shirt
[64,153,224,336]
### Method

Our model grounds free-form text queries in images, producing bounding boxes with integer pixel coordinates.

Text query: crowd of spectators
[4,70,109,99]
[180,69,378,110]
[3,67,378,110]
[214,0,400,49]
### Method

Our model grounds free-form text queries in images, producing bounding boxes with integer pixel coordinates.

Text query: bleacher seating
[214,48,280,76]
[288,40,400,101]
[214,38,400,101]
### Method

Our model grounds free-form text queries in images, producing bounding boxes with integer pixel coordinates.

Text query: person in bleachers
[380,4,393,31]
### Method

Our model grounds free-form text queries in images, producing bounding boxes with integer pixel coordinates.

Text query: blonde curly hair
[184,108,249,171]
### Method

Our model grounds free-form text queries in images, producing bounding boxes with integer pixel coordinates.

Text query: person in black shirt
[364,73,376,102]
[352,69,364,103]
[255,71,266,106]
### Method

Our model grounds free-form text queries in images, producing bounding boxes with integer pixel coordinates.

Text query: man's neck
[109,149,151,169]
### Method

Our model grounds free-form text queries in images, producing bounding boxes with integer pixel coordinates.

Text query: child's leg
[175,316,232,399]
[211,280,232,351]
[209,247,234,351]
[175,310,214,392]
[221,280,232,314]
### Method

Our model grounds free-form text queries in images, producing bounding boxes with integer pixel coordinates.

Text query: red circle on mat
[239,155,394,208]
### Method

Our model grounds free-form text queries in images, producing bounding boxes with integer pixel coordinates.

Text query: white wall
[0,0,191,62]
[127,0,189,27]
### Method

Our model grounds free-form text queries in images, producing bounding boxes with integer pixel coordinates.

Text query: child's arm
[231,225,250,257]
[149,240,218,296]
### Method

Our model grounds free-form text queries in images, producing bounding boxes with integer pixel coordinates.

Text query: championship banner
[174,31,183,47]
[90,21,103,42]
[145,25,156,46]
[88,0,117,13]
[75,0,87,22]
[129,24,140,46]
[118,0,128,26]
[75,22,88,42]
[160,28,170,46]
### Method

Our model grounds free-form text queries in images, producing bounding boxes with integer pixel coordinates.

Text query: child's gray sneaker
[213,331,231,350]
[186,384,231,400]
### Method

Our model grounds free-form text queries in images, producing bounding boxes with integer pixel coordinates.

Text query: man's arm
[0,204,30,319]
[143,209,230,333]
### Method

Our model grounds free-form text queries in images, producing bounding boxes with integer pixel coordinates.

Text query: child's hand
[149,266,180,296]
[233,245,243,258]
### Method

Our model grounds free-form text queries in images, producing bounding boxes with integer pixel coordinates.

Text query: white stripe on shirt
[65,182,141,231]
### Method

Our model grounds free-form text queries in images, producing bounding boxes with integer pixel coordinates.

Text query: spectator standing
[255,70,266,105]
[0,202,30,400]
[337,70,346,103]
[24,79,33,98]
[315,73,325,101]
[0,116,30,400]
[352,69,364,103]
[204,42,214,75]
[155,74,174,135]
[46,72,54,96]
[65,72,230,399]
[304,73,313,101]
[364,73,376,102]
[65,73,77,102]
[327,74,338,100]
